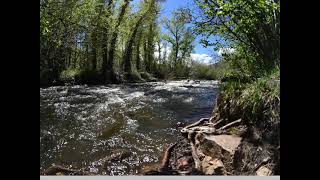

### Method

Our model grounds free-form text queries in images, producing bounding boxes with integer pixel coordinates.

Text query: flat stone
[201,156,226,175]
[204,135,242,155]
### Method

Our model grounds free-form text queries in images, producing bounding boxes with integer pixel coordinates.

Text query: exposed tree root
[217,119,242,131]
[179,117,245,175]
[160,143,177,171]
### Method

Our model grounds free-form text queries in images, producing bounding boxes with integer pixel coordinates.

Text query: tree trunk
[147,23,154,73]
[107,0,130,83]
[101,0,115,82]
[91,29,98,72]
[157,39,161,63]
[123,15,146,73]
[144,39,148,72]
[123,2,153,74]
[136,30,142,71]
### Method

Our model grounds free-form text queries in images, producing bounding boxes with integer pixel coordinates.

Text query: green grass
[218,67,280,126]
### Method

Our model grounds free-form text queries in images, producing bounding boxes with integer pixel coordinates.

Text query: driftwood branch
[212,119,224,127]
[181,118,209,133]
[217,119,242,131]
[186,118,209,128]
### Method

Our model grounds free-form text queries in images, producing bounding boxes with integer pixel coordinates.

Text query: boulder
[198,134,242,173]
[203,135,242,154]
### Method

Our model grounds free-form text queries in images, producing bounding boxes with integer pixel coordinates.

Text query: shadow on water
[40,80,219,175]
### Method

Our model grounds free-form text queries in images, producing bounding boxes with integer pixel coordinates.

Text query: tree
[106,0,131,83]
[162,8,194,76]
[41,0,200,85]
[123,0,157,78]
[194,0,280,76]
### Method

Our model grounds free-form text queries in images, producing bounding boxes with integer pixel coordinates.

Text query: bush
[220,71,255,84]
[190,63,217,80]
[140,72,157,82]
[59,69,80,83]
[59,69,103,85]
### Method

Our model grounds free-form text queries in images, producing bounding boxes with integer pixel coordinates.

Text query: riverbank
[40,72,212,89]
[40,76,280,176]
[157,73,280,175]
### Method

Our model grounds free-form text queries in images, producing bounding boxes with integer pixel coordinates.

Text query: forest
[40,0,280,176]
[41,0,220,87]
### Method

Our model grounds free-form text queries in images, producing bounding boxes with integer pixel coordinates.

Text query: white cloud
[191,53,214,64]
[217,48,235,56]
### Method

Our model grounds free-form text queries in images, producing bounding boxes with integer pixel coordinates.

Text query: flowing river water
[40,80,219,175]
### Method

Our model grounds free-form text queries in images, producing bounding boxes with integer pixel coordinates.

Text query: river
[40,80,219,175]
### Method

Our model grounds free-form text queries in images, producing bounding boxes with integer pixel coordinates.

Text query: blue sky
[161,0,218,58]
[132,0,221,64]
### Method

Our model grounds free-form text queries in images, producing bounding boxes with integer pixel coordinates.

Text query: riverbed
[40,80,219,175]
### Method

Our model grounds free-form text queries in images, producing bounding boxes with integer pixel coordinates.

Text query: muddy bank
[157,79,280,176]
[142,78,280,176]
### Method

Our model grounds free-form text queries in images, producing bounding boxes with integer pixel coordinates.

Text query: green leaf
[217,11,224,16]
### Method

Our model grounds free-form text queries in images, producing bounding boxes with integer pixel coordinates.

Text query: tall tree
[123,0,157,77]
[162,8,194,76]
[106,0,131,83]
[194,0,280,76]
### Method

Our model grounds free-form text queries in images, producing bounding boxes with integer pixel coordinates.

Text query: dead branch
[217,119,242,131]
[212,119,224,127]
[188,126,216,134]
[182,118,209,130]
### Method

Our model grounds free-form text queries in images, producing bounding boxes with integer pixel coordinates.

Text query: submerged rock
[197,134,242,173]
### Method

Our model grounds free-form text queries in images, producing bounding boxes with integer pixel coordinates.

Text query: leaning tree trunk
[123,0,155,75]
[106,0,130,83]
[136,30,142,71]
[123,16,145,74]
